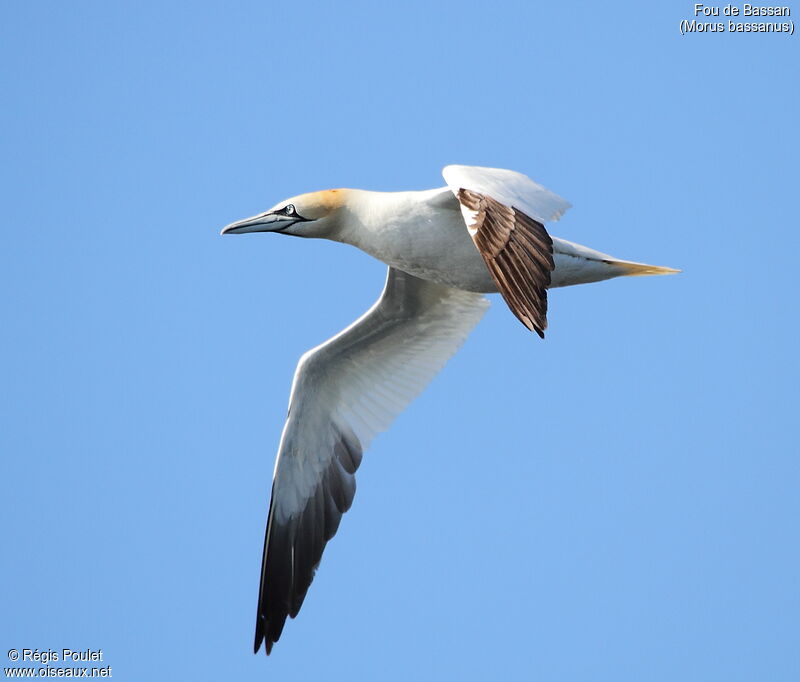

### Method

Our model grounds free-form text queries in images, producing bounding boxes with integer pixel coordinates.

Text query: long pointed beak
[220,213,294,235]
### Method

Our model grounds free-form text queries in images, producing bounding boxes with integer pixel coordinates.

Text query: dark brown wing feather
[457,188,554,338]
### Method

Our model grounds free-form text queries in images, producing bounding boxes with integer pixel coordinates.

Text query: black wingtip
[254,622,264,654]
[253,634,275,656]
[254,615,276,655]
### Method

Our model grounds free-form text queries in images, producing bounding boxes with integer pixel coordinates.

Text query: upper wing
[443,165,569,338]
[254,267,489,654]
[442,165,571,224]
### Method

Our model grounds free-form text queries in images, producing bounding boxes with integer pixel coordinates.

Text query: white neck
[331,188,454,250]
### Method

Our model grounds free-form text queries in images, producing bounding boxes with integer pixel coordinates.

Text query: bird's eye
[283,204,295,215]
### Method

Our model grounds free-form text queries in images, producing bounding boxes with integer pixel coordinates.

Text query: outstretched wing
[255,267,489,654]
[443,165,571,337]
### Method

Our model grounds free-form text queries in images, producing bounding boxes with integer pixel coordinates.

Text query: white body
[330,187,644,291]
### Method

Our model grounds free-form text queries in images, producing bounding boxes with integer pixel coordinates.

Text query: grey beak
[221,213,294,235]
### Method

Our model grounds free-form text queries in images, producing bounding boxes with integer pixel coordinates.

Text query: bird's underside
[224,165,677,655]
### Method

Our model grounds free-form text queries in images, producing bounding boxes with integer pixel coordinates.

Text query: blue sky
[2,1,797,680]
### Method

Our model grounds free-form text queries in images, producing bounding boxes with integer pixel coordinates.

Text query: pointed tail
[607,258,680,277]
[611,260,681,277]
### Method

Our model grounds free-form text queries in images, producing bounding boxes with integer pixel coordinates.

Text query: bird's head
[221,189,349,240]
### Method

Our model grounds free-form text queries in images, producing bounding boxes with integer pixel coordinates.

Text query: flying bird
[221,165,677,654]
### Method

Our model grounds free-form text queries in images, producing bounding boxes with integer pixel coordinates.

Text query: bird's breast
[350,195,497,293]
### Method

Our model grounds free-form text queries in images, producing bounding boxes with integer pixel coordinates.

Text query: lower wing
[254,267,489,653]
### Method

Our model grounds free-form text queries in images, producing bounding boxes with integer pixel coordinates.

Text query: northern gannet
[221,165,677,654]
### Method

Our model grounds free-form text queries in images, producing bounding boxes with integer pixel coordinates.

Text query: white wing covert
[254,267,488,654]
[443,165,571,225]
